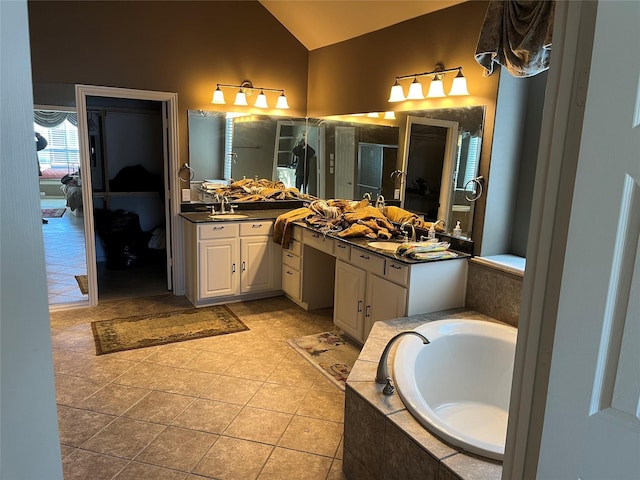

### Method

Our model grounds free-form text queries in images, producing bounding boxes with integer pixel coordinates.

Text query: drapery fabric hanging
[475,0,555,77]
[34,110,78,127]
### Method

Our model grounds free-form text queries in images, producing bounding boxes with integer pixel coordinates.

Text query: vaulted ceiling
[259,0,467,51]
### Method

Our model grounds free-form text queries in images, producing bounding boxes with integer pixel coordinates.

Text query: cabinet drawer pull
[286,253,294,258]
[212,226,224,230]
[357,300,362,312]
[232,263,236,273]
[241,261,246,272]
[312,233,320,238]
[365,305,371,317]
[285,270,293,275]
[360,254,370,260]
[337,244,346,249]
[252,224,263,228]
[390,264,402,270]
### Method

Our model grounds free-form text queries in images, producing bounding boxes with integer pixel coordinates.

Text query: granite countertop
[180,209,471,265]
[179,208,294,223]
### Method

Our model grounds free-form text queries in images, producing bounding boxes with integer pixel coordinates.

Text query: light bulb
[234,90,248,106]
[254,90,268,108]
[275,92,289,109]
[388,80,405,102]
[211,87,225,104]
[406,78,424,100]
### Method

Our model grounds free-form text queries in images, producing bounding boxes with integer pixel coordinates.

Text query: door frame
[503,1,598,477]
[75,85,181,306]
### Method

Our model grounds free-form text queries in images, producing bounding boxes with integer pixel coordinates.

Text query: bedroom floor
[51,294,347,480]
[42,197,88,305]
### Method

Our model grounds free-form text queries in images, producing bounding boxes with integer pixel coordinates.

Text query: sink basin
[367,241,403,252]
[208,214,249,220]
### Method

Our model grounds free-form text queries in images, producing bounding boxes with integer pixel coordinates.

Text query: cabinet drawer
[292,226,303,242]
[199,223,239,240]
[287,239,302,257]
[240,221,273,236]
[282,266,301,300]
[303,229,335,255]
[283,250,302,271]
[350,248,385,276]
[386,260,409,286]
[334,241,350,260]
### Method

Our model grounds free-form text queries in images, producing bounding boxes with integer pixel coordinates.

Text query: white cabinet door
[364,273,407,339]
[282,265,301,301]
[198,238,239,299]
[240,236,274,293]
[334,260,366,341]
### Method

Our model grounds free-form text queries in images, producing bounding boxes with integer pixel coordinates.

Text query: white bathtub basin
[393,319,517,461]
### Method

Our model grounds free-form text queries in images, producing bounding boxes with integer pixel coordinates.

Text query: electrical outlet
[394,188,400,199]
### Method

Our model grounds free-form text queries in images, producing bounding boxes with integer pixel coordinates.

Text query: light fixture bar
[211,81,289,109]
[388,65,469,102]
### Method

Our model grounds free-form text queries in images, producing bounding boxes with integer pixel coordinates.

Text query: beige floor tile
[122,391,194,424]
[336,436,344,460]
[223,406,292,445]
[257,447,332,480]
[81,417,166,459]
[57,405,115,447]
[267,359,321,389]
[114,362,218,396]
[224,356,280,381]
[247,382,309,414]
[60,445,75,459]
[297,388,346,423]
[135,426,218,472]
[172,398,242,434]
[50,329,95,353]
[62,449,129,480]
[113,461,188,480]
[278,416,343,457]
[200,375,263,405]
[55,373,107,407]
[143,344,200,368]
[182,349,239,374]
[79,383,151,416]
[193,436,273,480]
[65,354,138,382]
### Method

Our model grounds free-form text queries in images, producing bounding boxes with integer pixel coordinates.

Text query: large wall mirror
[187,106,485,235]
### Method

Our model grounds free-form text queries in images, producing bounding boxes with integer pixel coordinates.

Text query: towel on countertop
[273,207,314,248]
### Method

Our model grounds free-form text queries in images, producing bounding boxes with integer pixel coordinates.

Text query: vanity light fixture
[388,64,469,102]
[211,80,289,109]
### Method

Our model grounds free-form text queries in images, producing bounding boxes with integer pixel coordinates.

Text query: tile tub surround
[465,259,523,327]
[343,309,504,480]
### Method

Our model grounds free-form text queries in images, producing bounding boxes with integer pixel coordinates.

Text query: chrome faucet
[400,221,416,242]
[220,195,229,214]
[362,192,372,201]
[375,331,430,388]
[375,194,385,210]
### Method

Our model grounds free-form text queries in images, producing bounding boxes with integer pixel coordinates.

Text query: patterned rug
[42,208,66,218]
[91,305,249,355]
[287,330,361,390]
[74,275,88,295]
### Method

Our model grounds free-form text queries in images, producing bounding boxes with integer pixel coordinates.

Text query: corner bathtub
[393,319,517,461]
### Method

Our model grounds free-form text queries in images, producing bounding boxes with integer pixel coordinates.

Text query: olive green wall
[27,0,309,167]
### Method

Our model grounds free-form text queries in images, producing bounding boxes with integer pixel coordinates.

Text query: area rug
[74,275,89,295]
[42,208,66,218]
[287,330,360,390]
[91,305,249,355]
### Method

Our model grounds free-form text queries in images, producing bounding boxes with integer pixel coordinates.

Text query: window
[34,110,79,178]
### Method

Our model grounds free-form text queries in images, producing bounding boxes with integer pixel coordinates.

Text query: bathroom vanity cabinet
[183,219,282,306]
[285,224,468,344]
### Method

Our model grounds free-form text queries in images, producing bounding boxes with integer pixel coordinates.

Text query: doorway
[75,85,180,306]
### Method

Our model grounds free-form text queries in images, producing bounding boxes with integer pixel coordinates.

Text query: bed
[60,177,83,214]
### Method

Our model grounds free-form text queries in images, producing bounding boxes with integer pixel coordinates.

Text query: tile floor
[50,294,350,480]
[42,198,88,305]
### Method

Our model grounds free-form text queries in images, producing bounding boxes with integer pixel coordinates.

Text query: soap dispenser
[453,221,462,237]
